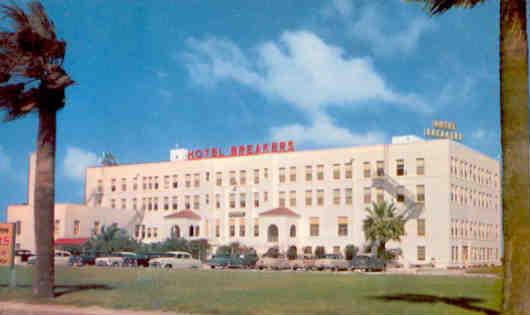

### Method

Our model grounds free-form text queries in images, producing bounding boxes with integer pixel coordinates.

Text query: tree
[363,201,406,259]
[344,244,359,261]
[314,246,326,259]
[0,2,74,298]
[264,246,280,258]
[85,225,139,255]
[412,1,530,313]
[287,246,298,260]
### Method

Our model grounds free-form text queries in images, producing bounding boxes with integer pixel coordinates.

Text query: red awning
[54,238,89,246]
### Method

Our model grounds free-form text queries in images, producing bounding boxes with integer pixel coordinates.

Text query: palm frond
[0,84,39,121]
[27,1,55,40]
[411,0,486,15]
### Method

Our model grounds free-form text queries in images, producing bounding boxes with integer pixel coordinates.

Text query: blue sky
[0,0,500,221]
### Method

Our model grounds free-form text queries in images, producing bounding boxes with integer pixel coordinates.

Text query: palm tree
[0,2,73,298]
[85,225,138,255]
[363,201,406,259]
[412,1,530,313]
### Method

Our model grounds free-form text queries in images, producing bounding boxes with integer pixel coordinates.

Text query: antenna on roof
[101,152,118,166]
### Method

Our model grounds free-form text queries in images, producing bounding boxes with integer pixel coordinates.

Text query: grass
[0,266,501,314]
[465,266,503,276]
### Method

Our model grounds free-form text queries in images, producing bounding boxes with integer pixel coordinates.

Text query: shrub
[315,246,326,259]
[344,244,359,260]
[189,239,210,261]
[287,246,298,260]
[264,246,280,258]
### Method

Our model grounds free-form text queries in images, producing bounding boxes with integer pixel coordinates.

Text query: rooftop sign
[424,120,463,141]
[188,140,295,160]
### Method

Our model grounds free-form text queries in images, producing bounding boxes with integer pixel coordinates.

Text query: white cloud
[324,1,435,57]
[183,30,428,146]
[0,145,11,173]
[63,147,99,181]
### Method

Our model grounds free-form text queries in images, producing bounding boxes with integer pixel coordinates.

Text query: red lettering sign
[186,141,295,160]
[246,144,253,155]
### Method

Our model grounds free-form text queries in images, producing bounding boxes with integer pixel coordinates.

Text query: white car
[149,251,202,269]
[27,250,72,266]
[95,251,137,267]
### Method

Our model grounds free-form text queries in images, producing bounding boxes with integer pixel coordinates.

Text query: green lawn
[0,266,500,314]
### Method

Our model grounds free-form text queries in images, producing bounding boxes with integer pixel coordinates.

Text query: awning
[54,237,89,246]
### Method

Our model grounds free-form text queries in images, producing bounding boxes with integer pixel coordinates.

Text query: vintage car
[95,251,137,267]
[148,251,202,269]
[350,255,386,272]
[288,255,316,271]
[27,249,72,266]
[207,253,259,269]
[15,249,33,264]
[256,255,290,270]
[68,253,97,267]
[314,254,350,271]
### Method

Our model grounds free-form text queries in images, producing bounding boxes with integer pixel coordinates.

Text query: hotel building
[76,135,501,268]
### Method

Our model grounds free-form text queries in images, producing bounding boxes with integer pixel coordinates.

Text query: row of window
[98,157,428,194]
[450,156,498,188]
[108,184,427,211]
[450,185,498,209]
[450,219,499,241]
[450,245,499,263]
[53,220,112,236]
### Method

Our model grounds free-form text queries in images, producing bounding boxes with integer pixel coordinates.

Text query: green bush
[315,246,326,259]
[264,246,280,258]
[344,244,359,260]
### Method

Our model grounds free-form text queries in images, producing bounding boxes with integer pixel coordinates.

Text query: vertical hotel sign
[0,223,15,266]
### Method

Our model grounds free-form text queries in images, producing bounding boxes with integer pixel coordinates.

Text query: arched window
[195,225,200,237]
[267,224,279,242]
[303,246,312,255]
[289,225,296,238]
[171,225,181,238]
[189,225,194,237]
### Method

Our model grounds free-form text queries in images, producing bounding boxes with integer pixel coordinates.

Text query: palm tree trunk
[32,107,56,298]
[500,0,530,314]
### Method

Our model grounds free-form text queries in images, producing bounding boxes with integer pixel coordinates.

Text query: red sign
[0,223,14,266]
[188,141,295,160]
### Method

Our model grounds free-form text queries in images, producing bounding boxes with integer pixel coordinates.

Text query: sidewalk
[0,302,187,315]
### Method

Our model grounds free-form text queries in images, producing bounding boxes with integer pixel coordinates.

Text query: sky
[0,0,500,221]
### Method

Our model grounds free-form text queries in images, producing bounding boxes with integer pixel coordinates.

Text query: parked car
[288,255,315,271]
[148,251,202,269]
[350,255,386,272]
[95,251,137,267]
[68,253,97,267]
[208,253,259,269]
[27,250,72,266]
[314,254,350,271]
[256,255,290,270]
[15,249,33,263]
[135,252,168,267]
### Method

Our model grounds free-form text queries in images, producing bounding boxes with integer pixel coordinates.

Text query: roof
[164,209,201,220]
[54,238,89,246]
[259,207,300,218]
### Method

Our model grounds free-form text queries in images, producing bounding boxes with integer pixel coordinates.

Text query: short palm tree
[0,2,73,298]
[363,201,406,259]
[412,1,530,314]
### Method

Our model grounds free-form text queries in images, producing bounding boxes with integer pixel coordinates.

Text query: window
[376,187,384,203]
[73,220,80,235]
[279,191,286,207]
[333,246,341,255]
[317,189,324,206]
[172,196,178,210]
[121,198,126,209]
[305,190,313,206]
[163,197,169,210]
[363,162,371,178]
[254,169,260,184]
[133,177,138,191]
[279,167,286,183]
[396,186,405,203]
[205,194,209,205]
[333,164,341,180]
[345,162,352,179]
[93,221,100,236]
[363,187,371,204]
[416,185,425,203]
[417,218,426,236]
[333,189,341,205]
[153,197,159,210]
[416,158,425,175]
[417,246,426,261]
[111,199,116,209]
[264,191,269,202]
[97,180,103,193]
[205,172,210,182]
[289,190,296,207]
[240,170,247,186]
[15,221,21,235]
[264,168,269,179]
[310,217,319,236]
[268,225,279,242]
[172,175,178,189]
[290,225,296,238]
[132,198,137,210]
[54,220,60,235]
[240,193,246,208]
[185,174,191,188]
[111,178,116,192]
[148,177,153,190]
[154,176,159,190]
[185,195,191,209]
[216,172,222,186]
[229,171,236,185]
[305,165,313,181]
[396,159,405,176]
[188,226,193,237]
[239,218,246,237]
[215,194,221,209]
[215,219,221,237]
[254,192,260,208]
[153,227,158,238]
[121,178,127,192]
[337,217,348,236]
[289,166,297,182]
[229,193,236,208]
[317,164,324,180]
[254,219,259,237]
[193,173,200,187]
[164,176,170,189]
[345,188,353,205]
[376,161,384,177]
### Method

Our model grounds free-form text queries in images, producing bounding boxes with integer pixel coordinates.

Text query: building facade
[82,136,501,268]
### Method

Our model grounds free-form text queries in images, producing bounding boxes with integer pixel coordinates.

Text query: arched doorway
[171,225,180,238]
[267,224,279,242]
[289,225,296,238]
